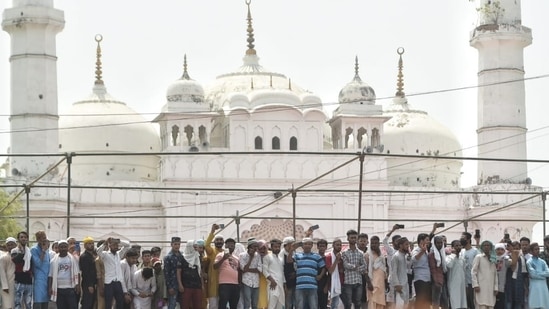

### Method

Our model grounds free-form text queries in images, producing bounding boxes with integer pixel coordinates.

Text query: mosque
[1,0,542,246]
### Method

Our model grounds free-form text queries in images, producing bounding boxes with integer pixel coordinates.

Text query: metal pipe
[357,152,365,233]
[66,153,73,238]
[292,186,296,238]
[24,184,30,236]
[543,191,547,238]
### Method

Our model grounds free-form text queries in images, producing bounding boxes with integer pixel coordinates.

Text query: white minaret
[470,0,532,185]
[2,0,64,177]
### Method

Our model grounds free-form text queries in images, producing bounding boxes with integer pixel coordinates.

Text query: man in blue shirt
[31,231,50,309]
[286,237,325,309]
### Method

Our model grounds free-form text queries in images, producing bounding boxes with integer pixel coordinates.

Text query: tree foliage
[0,189,23,240]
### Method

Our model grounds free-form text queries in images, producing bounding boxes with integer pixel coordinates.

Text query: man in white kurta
[445,240,467,309]
[471,240,498,309]
[261,239,285,309]
[1,238,17,309]
[130,268,156,309]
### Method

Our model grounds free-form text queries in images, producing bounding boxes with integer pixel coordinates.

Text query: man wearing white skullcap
[1,237,17,309]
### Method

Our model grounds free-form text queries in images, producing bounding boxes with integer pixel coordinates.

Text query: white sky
[0,1,548,188]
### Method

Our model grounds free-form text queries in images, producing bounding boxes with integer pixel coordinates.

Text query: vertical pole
[292,185,296,238]
[543,191,547,239]
[66,153,73,238]
[357,152,365,233]
[24,184,30,236]
[235,210,241,243]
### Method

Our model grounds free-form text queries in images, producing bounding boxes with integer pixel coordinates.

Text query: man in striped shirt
[286,238,326,309]
[341,229,367,309]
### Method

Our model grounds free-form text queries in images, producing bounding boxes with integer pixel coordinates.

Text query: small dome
[166,79,205,104]
[338,77,376,104]
[164,56,207,112]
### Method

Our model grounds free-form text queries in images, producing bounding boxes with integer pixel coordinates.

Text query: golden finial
[245,0,256,55]
[94,34,104,85]
[395,47,405,97]
[182,54,191,80]
[354,55,362,82]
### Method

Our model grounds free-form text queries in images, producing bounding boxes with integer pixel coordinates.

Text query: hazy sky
[1,0,548,190]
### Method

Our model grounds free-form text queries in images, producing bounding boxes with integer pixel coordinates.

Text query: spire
[395,47,405,97]
[353,55,362,82]
[94,34,104,85]
[245,0,256,55]
[182,54,191,80]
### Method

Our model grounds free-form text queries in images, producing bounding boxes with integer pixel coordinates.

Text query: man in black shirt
[282,237,296,309]
[79,237,97,309]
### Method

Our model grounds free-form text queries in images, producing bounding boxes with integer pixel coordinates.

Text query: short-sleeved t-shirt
[215,252,239,284]
[294,252,325,290]
[50,256,73,288]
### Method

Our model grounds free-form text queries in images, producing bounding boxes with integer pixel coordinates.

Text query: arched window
[289,136,298,150]
[272,137,280,150]
[255,136,263,150]
[371,128,380,147]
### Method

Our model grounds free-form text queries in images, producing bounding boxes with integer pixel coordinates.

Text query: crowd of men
[1,223,549,309]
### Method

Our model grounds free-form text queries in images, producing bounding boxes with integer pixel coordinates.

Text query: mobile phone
[310,224,319,230]
[475,229,481,238]
[219,224,225,229]
[396,224,405,229]
[437,223,445,228]
[75,242,81,252]
[504,233,510,239]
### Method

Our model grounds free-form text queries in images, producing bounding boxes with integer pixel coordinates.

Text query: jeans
[414,280,431,309]
[56,288,78,309]
[285,286,295,309]
[330,296,341,309]
[341,284,362,309]
[80,286,96,309]
[218,284,240,309]
[104,281,124,309]
[167,293,177,309]
[295,288,317,309]
[241,285,259,309]
[14,283,32,309]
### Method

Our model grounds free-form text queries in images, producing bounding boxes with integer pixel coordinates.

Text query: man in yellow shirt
[204,224,225,309]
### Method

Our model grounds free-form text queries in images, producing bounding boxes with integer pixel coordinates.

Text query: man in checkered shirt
[341,229,368,309]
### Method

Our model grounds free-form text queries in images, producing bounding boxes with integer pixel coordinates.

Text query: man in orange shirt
[204,224,225,309]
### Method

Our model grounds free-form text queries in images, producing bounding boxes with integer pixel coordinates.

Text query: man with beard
[472,240,498,309]
[366,236,386,309]
[1,237,17,309]
[428,236,447,309]
[262,239,284,309]
[11,231,32,309]
[326,238,344,309]
[31,231,50,309]
[446,240,467,309]
[96,237,131,309]
[48,240,80,309]
[214,238,240,309]
[461,232,479,309]
[205,224,225,309]
[79,237,97,309]
[357,233,369,309]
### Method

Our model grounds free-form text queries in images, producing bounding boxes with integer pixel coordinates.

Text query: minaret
[2,0,65,177]
[470,0,531,184]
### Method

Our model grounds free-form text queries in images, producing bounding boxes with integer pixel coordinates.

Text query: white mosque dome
[206,54,316,111]
[334,57,381,116]
[164,56,207,113]
[338,77,376,105]
[383,97,463,188]
[59,84,160,182]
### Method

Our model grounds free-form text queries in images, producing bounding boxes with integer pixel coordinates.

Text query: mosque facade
[1,0,542,246]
